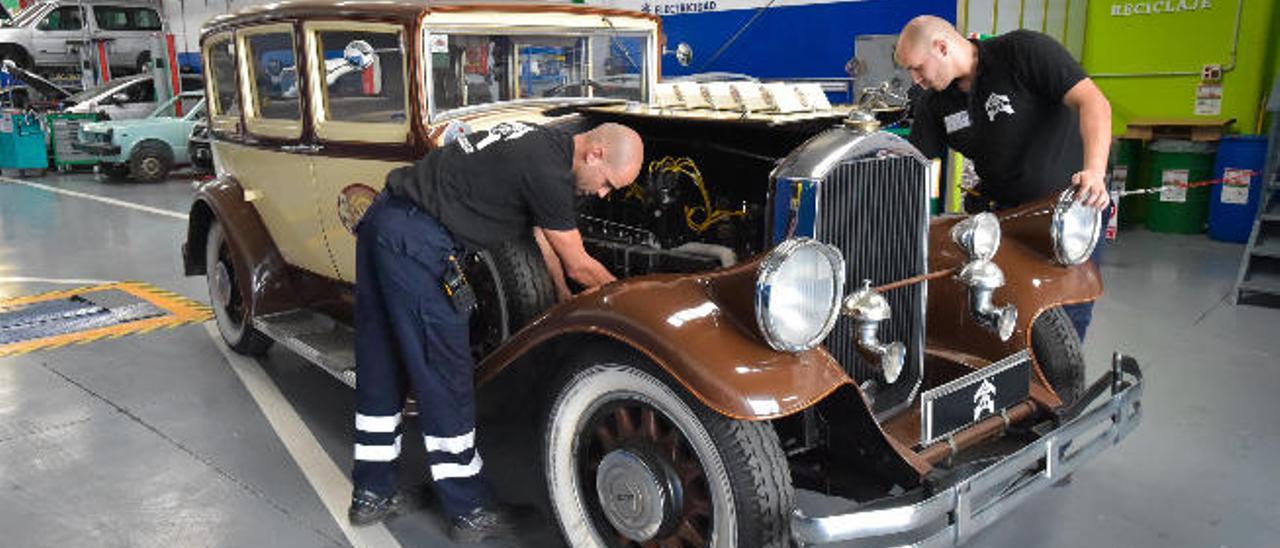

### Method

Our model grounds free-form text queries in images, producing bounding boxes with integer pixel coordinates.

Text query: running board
[253,310,356,387]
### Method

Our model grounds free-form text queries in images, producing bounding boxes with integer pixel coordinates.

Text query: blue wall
[657,0,953,79]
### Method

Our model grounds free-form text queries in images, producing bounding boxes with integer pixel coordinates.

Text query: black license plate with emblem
[920,350,1032,445]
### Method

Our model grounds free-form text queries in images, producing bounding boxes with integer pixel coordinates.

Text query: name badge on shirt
[944,110,971,134]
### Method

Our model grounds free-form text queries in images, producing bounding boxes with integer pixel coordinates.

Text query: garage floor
[1,172,1277,548]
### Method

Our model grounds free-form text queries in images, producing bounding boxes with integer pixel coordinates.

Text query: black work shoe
[448,504,526,543]
[348,489,401,526]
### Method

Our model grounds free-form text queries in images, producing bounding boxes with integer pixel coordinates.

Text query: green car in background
[75,91,205,182]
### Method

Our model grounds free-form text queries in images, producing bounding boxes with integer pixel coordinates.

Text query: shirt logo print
[984,93,1015,122]
[463,122,536,154]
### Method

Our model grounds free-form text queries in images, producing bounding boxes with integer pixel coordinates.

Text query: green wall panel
[1082,0,1278,135]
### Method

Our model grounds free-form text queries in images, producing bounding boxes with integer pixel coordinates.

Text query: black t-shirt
[385,122,577,249]
[909,30,1086,206]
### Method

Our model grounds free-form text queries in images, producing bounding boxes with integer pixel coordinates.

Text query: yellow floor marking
[0,281,212,357]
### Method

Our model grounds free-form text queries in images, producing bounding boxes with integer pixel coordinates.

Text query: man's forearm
[1062,79,1113,208]
[540,227,618,290]
[1079,97,1112,176]
[533,228,572,300]
[1069,79,1113,176]
[564,257,616,289]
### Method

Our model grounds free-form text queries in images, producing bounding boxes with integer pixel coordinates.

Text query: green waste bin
[1144,139,1216,234]
[1111,138,1145,226]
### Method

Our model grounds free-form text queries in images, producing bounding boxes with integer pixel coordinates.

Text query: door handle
[279,143,323,154]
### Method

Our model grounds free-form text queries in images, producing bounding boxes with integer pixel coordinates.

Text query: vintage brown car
[181,2,1144,546]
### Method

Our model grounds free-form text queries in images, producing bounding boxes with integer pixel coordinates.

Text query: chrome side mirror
[955,261,1018,341]
[842,280,906,384]
[663,42,693,67]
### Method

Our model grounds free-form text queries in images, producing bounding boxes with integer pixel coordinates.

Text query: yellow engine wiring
[644,156,745,234]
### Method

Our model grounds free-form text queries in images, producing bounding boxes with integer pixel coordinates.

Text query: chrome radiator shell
[770,127,931,415]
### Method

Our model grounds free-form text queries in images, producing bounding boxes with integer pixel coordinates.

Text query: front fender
[925,194,1102,365]
[185,175,301,317]
[476,260,854,421]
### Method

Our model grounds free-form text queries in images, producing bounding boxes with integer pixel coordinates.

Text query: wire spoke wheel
[544,355,793,548]
[580,401,713,547]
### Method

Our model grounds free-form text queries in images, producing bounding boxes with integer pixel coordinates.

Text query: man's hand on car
[1071,169,1110,209]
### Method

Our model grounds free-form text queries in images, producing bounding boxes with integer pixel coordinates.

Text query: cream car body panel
[303,20,414,282]
[312,157,409,281]
[218,142,334,278]
[226,21,334,277]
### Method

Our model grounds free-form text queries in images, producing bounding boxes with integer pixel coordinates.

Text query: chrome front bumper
[792,353,1144,546]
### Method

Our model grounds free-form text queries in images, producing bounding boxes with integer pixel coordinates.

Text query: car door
[98,78,155,119]
[91,4,160,69]
[230,23,335,279]
[303,20,414,282]
[30,4,85,67]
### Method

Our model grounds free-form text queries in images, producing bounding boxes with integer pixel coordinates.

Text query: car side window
[315,29,405,124]
[206,36,239,118]
[130,8,161,31]
[429,34,515,112]
[93,6,127,30]
[38,6,83,31]
[181,76,203,93]
[121,80,155,104]
[244,31,301,122]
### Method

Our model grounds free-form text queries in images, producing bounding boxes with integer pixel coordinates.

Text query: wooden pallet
[1123,117,1235,142]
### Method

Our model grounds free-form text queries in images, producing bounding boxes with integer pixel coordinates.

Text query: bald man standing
[348,122,643,541]
[896,16,1112,340]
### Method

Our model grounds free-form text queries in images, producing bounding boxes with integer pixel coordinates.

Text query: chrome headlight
[1052,188,1101,265]
[950,212,1001,260]
[755,238,846,353]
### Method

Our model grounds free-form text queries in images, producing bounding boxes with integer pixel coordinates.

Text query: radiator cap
[843,107,881,134]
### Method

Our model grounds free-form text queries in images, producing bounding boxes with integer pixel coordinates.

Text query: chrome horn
[842,280,906,384]
[955,260,1018,341]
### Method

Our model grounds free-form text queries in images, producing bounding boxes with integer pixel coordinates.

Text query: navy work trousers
[351,192,492,520]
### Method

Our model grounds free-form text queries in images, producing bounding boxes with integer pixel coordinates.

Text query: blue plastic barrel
[1209,135,1268,242]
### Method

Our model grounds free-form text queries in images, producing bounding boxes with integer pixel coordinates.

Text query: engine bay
[571,112,837,277]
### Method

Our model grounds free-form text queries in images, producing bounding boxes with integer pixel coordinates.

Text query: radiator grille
[816,155,929,414]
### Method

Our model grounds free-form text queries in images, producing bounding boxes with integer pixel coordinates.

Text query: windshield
[11,3,51,27]
[426,28,649,115]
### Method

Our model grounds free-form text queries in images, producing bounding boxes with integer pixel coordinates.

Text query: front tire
[135,51,151,74]
[0,45,32,71]
[1031,306,1085,405]
[544,352,793,547]
[129,141,173,182]
[100,163,130,181]
[206,220,273,355]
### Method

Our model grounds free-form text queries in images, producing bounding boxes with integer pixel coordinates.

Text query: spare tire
[1030,306,1085,405]
[464,234,557,359]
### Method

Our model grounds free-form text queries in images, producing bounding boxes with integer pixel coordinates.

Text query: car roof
[203,1,658,39]
[30,0,160,6]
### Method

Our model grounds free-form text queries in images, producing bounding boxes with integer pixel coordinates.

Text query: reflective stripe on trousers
[351,192,493,519]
